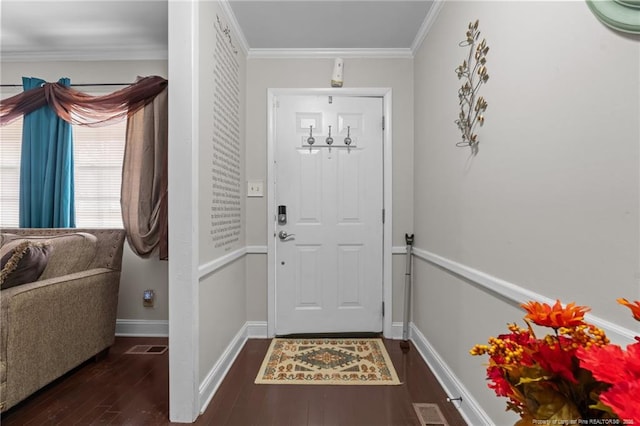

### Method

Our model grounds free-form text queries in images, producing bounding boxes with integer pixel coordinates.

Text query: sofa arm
[0,268,121,411]
[0,228,126,272]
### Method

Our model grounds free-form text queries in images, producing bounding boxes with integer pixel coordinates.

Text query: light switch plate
[247,180,264,197]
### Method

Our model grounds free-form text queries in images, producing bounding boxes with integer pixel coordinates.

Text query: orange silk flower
[616,298,640,321]
[521,300,590,329]
[617,298,640,321]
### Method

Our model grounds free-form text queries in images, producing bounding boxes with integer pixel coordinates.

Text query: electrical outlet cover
[143,290,155,307]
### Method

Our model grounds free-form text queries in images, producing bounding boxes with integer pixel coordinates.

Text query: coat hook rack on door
[302,125,356,151]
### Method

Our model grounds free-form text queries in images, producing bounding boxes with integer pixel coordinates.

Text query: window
[72,123,126,228]
[0,117,126,228]
[0,118,21,227]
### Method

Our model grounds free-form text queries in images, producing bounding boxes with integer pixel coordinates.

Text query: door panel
[337,244,364,307]
[275,95,383,335]
[337,150,361,222]
[298,152,322,223]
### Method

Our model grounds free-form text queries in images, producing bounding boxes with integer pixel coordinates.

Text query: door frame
[266,87,393,338]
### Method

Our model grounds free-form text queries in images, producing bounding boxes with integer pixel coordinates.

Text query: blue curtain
[19,77,75,228]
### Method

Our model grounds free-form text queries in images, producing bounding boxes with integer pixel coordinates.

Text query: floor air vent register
[125,345,168,355]
[412,403,449,426]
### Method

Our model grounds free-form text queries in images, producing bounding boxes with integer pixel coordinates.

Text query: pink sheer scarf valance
[1,75,170,260]
[0,75,168,127]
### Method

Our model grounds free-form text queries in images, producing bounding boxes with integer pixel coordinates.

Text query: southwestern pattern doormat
[254,338,401,385]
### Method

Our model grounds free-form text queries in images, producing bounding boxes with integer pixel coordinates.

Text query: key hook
[344,126,352,146]
[307,125,315,145]
[326,125,334,145]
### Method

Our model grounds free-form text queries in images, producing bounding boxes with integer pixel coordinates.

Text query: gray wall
[412,1,640,423]
[197,1,248,384]
[245,57,415,323]
[0,60,170,323]
[7,4,639,422]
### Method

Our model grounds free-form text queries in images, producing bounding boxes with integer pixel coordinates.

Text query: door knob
[278,230,295,241]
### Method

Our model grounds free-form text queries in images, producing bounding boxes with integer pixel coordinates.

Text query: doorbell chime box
[331,58,344,87]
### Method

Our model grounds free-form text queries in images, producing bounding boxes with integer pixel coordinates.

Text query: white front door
[274,95,384,335]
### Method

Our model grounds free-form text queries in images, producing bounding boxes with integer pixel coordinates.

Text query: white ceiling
[0,0,434,61]
[0,1,169,61]
[228,1,433,50]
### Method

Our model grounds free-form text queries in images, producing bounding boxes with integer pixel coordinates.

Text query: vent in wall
[412,403,449,426]
[125,345,168,355]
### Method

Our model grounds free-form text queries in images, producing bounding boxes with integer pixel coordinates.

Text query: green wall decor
[455,20,489,152]
[586,0,640,34]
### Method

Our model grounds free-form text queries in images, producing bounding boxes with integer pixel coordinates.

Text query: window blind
[73,122,126,228]
[0,117,126,228]
[0,118,21,227]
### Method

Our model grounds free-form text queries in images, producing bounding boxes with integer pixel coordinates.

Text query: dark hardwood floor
[1,336,467,425]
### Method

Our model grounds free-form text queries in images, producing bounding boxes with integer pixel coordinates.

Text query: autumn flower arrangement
[470,298,640,425]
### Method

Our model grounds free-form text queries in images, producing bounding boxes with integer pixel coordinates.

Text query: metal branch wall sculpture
[455,20,489,151]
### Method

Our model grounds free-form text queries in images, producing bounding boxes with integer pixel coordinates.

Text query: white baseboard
[117,319,262,415]
[390,321,405,340]
[116,319,169,337]
[246,321,268,338]
[198,322,250,414]
[409,323,493,426]
[244,321,401,339]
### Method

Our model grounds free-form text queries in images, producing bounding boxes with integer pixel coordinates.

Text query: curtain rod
[0,83,132,88]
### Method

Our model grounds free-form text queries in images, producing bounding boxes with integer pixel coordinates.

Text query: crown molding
[217,0,249,56]
[244,0,443,60]
[1,0,443,63]
[248,48,414,60]
[410,0,445,55]
[0,49,168,63]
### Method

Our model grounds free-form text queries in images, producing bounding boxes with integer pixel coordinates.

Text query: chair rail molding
[198,247,247,279]
[412,247,638,344]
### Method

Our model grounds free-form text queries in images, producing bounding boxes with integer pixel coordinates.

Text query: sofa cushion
[0,233,19,248]
[0,241,52,289]
[0,233,97,281]
[0,235,26,258]
[41,233,98,280]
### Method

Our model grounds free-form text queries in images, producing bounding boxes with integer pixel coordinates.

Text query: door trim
[267,88,393,338]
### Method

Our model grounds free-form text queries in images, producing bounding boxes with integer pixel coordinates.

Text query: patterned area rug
[255,338,401,385]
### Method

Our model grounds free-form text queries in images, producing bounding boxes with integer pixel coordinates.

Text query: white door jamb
[266,87,393,338]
